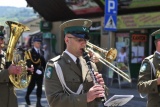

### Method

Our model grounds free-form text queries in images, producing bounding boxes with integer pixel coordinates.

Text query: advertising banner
[101,0,160,9]
[117,12,160,29]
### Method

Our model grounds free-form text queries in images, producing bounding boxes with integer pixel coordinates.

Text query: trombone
[86,42,132,83]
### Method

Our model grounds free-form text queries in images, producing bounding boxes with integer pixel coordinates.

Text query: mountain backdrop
[0,6,38,26]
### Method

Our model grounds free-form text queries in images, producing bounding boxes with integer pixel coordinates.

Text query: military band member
[137,29,160,107]
[44,19,108,107]
[0,27,33,107]
[25,36,46,107]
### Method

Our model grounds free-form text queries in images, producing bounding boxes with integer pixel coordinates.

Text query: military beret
[60,19,92,39]
[151,29,160,40]
[0,26,5,39]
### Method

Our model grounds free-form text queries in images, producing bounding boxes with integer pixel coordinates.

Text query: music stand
[104,95,134,107]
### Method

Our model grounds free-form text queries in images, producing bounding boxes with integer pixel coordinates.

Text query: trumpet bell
[105,48,117,62]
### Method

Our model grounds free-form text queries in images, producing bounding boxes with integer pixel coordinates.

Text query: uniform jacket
[0,51,18,107]
[137,52,160,107]
[29,48,46,74]
[44,52,108,107]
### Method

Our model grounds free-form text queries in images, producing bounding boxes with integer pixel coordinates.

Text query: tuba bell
[5,21,32,89]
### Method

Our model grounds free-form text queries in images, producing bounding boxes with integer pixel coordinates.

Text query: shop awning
[26,0,160,22]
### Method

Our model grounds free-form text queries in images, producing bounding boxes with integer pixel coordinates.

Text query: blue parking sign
[105,0,118,14]
[104,0,118,31]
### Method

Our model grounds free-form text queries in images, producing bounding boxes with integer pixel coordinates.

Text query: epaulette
[144,55,153,60]
[48,55,61,63]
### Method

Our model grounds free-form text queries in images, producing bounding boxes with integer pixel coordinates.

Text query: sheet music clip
[104,95,134,107]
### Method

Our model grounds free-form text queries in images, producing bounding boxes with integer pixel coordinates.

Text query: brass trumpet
[86,42,131,83]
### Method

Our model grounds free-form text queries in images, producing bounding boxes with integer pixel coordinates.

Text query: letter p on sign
[107,0,117,14]
[108,1,115,12]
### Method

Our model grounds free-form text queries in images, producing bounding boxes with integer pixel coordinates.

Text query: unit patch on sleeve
[45,66,53,79]
[140,63,148,72]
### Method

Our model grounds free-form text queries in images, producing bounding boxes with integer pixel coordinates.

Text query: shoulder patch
[140,63,148,72]
[45,66,53,79]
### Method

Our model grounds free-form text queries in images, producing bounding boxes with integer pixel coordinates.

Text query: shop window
[89,22,101,46]
[115,33,130,63]
[131,34,147,63]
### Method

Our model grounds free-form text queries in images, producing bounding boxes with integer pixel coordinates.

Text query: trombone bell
[86,41,131,83]
[86,41,117,62]
[105,48,117,62]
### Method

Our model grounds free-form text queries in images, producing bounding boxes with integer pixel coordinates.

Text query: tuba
[5,21,32,89]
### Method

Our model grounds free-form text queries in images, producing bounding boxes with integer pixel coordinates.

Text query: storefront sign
[132,34,146,42]
[119,0,160,9]
[117,12,160,29]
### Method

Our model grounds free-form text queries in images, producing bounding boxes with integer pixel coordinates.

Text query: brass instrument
[86,41,131,83]
[6,21,32,89]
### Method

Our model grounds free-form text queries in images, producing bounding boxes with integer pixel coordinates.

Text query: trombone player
[0,26,34,107]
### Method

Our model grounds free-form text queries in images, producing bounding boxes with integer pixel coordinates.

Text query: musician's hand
[87,84,105,102]
[94,72,105,86]
[27,65,34,73]
[8,64,22,75]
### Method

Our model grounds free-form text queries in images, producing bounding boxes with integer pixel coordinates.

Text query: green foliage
[0,6,38,26]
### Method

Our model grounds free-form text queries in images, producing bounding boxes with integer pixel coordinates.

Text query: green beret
[151,29,160,40]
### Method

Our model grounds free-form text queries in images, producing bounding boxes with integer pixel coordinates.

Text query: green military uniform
[0,28,18,107]
[0,51,18,107]
[137,29,160,107]
[44,19,108,107]
[44,52,108,107]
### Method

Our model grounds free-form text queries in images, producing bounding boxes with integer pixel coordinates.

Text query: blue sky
[0,0,27,7]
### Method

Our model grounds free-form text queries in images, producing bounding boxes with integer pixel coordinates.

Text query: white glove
[36,69,42,75]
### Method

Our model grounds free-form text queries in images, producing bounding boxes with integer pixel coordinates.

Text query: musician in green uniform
[0,27,33,107]
[137,29,160,107]
[44,19,108,107]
